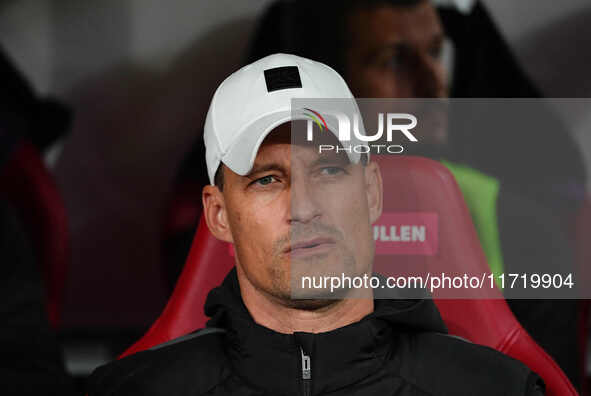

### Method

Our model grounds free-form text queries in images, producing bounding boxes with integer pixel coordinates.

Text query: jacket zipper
[300,347,311,396]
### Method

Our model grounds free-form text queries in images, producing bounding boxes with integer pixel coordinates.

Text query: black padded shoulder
[149,327,226,351]
[88,328,229,396]
[399,332,543,396]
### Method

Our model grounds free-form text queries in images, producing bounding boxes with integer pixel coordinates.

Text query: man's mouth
[285,237,336,258]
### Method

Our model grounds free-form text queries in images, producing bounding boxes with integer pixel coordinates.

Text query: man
[248,0,586,193]
[248,0,448,146]
[89,53,544,395]
[248,0,581,387]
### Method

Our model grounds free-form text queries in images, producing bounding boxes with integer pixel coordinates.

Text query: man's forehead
[351,1,442,45]
[252,121,350,170]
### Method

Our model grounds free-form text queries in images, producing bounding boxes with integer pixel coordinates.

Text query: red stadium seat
[122,155,576,396]
[164,181,203,236]
[0,140,69,328]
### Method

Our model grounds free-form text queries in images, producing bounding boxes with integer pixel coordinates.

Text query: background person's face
[344,1,449,146]
[221,122,381,304]
[345,1,447,99]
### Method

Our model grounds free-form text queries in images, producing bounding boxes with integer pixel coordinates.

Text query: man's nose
[288,174,321,224]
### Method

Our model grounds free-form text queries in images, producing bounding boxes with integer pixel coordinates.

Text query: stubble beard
[266,247,362,310]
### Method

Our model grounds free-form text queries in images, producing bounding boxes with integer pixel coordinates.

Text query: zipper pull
[301,347,311,396]
[301,348,311,380]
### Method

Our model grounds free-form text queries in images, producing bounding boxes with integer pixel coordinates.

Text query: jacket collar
[204,268,446,395]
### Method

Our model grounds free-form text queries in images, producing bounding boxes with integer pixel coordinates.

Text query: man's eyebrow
[368,41,405,60]
[246,163,286,177]
[309,154,351,168]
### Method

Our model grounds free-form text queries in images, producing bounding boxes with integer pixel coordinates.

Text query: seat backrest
[0,140,69,328]
[122,156,576,396]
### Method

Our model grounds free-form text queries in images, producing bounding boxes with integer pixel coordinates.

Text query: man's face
[345,1,447,99]
[344,1,448,146]
[205,122,382,306]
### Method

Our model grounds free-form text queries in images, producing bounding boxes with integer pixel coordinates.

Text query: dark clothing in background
[1,48,74,395]
[89,268,544,396]
[0,201,75,396]
[440,3,585,388]
[439,3,540,98]
[498,189,580,387]
[439,3,586,209]
[0,48,71,154]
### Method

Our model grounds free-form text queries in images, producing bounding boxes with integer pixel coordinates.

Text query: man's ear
[202,184,234,243]
[364,161,383,224]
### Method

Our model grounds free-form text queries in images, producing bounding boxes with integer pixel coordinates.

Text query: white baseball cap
[203,53,366,185]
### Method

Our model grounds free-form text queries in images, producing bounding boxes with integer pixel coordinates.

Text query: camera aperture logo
[304,109,418,154]
[303,108,328,132]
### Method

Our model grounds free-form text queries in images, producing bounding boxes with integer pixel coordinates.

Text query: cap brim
[220,110,362,182]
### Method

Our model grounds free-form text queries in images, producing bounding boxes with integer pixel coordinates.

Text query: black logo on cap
[264,66,302,92]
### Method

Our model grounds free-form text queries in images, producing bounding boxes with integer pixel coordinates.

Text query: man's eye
[254,175,276,186]
[387,45,409,70]
[387,53,403,70]
[429,43,443,60]
[320,167,345,176]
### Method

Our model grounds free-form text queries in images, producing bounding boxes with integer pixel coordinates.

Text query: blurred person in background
[0,200,75,396]
[243,0,583,388]
[248,0,587,207]
[0,48,75,396]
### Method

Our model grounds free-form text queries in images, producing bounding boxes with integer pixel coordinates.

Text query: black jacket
[89,269,544,395]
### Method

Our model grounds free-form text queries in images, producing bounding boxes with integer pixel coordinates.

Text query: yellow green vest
[441,160,504,286]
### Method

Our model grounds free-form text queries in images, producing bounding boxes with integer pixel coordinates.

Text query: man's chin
[283,298,340,311]
[289,252,352,278]
[290,281,351,300]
